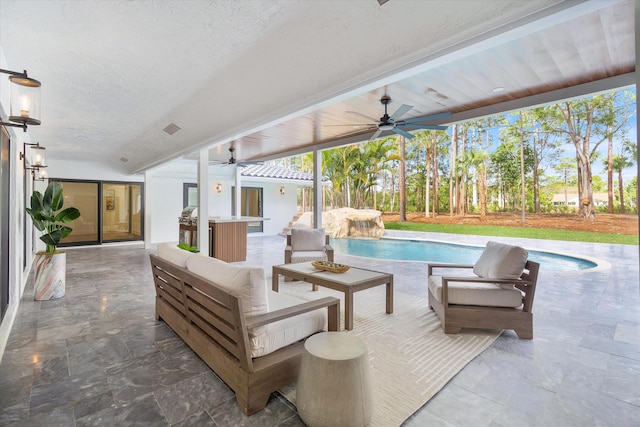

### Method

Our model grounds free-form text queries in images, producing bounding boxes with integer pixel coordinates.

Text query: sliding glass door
[233,187,263,233]
[102,183,143,242]
[57,180,143,245]
[60,181,100,244]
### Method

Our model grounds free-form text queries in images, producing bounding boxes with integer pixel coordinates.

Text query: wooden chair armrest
[325,244,334,262]
[246,296,340,331]
[427,263,474,276]
[441,276,531,286]
[284,245,292,264]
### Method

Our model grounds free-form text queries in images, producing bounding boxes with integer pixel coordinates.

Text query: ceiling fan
[339,95,451,140]
[212,146,263,167]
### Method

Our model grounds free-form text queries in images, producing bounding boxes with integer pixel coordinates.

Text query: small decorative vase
[33,251,66,300]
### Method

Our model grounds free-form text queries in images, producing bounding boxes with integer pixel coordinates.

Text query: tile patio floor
[0,231,638,426]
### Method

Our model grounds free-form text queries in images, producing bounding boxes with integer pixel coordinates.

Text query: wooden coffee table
[272,262,393,330]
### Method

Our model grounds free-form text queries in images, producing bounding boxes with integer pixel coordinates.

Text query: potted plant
[26,181,80,300]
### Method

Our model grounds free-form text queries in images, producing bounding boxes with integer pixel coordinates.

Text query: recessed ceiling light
[492,87,505,93]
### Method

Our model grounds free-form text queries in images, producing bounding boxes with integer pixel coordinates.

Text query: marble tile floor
[0,232,638,426]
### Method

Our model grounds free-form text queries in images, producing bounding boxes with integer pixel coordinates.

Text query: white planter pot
[34,251,66,300]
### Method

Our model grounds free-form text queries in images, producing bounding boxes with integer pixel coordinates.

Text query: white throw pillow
[186,255,269,317]
[157,242,193,268]
[291,228,326,251]
[473,241,528,280]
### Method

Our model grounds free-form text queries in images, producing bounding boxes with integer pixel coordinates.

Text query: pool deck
[245,230,640,426]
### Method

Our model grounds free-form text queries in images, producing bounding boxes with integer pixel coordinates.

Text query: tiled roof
[241,164,316,181]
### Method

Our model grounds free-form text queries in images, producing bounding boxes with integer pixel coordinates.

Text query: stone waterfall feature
[293,208,384,239]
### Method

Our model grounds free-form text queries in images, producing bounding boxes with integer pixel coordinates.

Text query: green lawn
[384,222,639,245]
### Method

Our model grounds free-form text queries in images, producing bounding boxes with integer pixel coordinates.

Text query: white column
[197,149,209,255]
[143,170,152,249]
[235,166,242,218]
[313,148,322,229]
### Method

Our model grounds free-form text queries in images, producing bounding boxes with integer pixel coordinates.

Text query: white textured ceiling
[0,0,635,174]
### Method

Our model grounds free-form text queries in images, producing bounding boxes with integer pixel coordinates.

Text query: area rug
[276,281,501,427]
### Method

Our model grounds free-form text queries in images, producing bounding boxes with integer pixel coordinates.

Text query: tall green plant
[26,181,81,254]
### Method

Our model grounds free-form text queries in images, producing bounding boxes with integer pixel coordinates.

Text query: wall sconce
[0,68,41,132]
[215,183,222,193]
[34,168,47,182]
[21,142,48,180]
[279,185,286,196]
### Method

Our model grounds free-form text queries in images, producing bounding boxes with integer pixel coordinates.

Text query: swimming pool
[329,238,598,271]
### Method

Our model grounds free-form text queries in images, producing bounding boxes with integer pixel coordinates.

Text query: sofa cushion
[186,255,269,317]
[157,242,194,268]
[291,250,328,264]
[473,241,528,280]
[291,228,326,251]
[429,275,524,308]
[248,291,327,358]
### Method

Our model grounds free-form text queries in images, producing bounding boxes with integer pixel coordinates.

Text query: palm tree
[611,153,633,213]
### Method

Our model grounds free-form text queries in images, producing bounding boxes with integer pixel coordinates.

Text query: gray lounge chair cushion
[291,228,326,251]
[473,241,528,280]
[428,276,524,308]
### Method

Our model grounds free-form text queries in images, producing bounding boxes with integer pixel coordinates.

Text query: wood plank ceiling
[214,0,635,164]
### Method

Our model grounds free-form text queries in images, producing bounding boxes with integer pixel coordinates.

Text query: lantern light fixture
[34,168,48,182]
[215,183,222,193]
[279,185,285,196]
[21,142,48,180]
[0,68,41,132]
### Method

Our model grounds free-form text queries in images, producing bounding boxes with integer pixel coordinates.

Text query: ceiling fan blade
[369,128,383,140]
[401,124,449,131]
[399,111,452,125]
[389,104,413,121]
[346,111,379,123]
[393,127,415,139]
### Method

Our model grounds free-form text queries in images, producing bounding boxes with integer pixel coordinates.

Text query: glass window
[59,181,100,244]
[103,183,143,242]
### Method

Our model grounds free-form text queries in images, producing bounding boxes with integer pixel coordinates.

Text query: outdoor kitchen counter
[208,217,268,262]
[208,216,269,223]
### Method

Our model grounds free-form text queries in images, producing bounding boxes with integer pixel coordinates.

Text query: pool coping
[331,233,612,272]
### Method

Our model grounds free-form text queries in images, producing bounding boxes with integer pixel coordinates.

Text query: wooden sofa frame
[149,254,340,415]
[427,260,539,339]
[284,232,334,264]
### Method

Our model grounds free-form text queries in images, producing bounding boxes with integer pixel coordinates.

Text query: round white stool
[296,332,373,427]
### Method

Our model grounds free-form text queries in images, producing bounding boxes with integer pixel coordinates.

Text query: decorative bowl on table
[311,261,350,273]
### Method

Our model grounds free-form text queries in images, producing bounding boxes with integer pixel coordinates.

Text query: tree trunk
[433,143,439,216]
[399,136,406,222]
[607,127,614,213]
[618,170,626,214]
[425,143,431,217]
[533,129,541,213]
[578,160,595,221]
[520,125,526,225]
[449,125,457,216]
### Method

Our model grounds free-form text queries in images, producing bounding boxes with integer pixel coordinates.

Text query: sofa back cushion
[291,228,326,251]
[157,242,194,268]
[186,255,269,317]
[473,241,528,279]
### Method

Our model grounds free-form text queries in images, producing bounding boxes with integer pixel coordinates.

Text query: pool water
[329,238,597,271]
